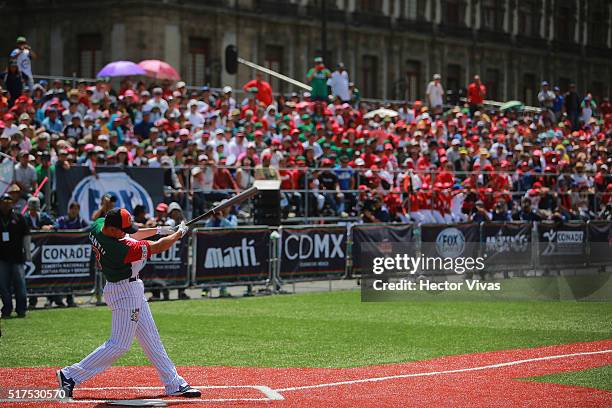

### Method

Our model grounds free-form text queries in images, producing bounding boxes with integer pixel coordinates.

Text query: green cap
[283,115,291,121]
[355,138,365,144]
[301,114,310,120]
[16,36,27,43]
[341,139,350,144]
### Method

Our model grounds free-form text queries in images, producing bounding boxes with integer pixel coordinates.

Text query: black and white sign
[482,222,532,267]
[25,231,96,294]
[279,225,347,280]
[193,228,270,284]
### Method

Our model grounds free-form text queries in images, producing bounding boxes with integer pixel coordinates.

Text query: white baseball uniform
[61,235,186,395]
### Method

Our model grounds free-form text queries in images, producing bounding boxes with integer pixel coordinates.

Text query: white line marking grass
[275,349,612,392]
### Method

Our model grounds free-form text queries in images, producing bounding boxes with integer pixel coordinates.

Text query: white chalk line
[274,349,612,392]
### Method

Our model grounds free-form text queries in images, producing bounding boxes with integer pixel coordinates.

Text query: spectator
[306,57,331,102]
[538,81,555,123]
[10,36,36,92]
[426,73,445,114]
[0,193,31,319]
[580,94,597,124]
[91,193,116,220]
[467,75,486,117]
[552,86,564,121]
[328,62,350,103]
[23,196,53,230]
[0,60,28,107]
[14,150,37,197]
[242,72,273,107]
[564,83,581,130]
[55,201,88,230]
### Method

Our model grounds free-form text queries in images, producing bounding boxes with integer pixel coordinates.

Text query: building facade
[1,0,611,105]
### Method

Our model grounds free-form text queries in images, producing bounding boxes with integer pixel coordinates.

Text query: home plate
[107,400,167,407]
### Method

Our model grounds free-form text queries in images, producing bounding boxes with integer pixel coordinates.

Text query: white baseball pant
[61,279,186,394]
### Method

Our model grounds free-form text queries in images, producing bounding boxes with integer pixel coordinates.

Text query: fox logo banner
[279,225,347,281]
[193,228,270,284]
[421,224,480,260]
[55,166,165,221]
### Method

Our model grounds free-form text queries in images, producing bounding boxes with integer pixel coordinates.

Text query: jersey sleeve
[123,239,152,264]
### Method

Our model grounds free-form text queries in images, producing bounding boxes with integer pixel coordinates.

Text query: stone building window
[591,81,604,104]
[523,73,536,106]
[589,2,609,48]
[78,34,102,78]
[518,1,540,38]
[405,60,421,101]
[555,3,574,43]
[186,37,210,86]
[445,0,466,26]
[361,55,379,98]
[446,64,462,95]
[359,0,382,13]
[481,0,501,31]
[485,68,500,101]
[265,45,284,93]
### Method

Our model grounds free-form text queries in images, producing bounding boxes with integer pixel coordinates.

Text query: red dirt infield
[1,340,611,407]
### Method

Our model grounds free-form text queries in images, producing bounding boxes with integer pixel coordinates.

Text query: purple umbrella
[96,61,146,77]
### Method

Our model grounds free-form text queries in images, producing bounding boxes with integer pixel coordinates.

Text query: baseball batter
[56,207,201,399]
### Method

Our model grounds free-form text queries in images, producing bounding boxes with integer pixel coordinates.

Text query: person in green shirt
[306,57,331,102]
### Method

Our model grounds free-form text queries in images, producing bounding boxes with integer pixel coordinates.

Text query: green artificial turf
[0,290,610,369]
[524,365,612,391]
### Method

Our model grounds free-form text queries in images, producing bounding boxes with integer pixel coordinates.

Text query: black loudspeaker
[252,180,281,226]
[225,45,238,75]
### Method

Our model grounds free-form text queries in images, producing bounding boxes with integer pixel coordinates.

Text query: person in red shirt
[467,75,486,118]
[242,72,273,107]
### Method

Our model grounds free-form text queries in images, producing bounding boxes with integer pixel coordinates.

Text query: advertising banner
[537,222,587,266]
[141,236,190,288]
[482,222,532,267]
[351,224,414,276]
[420,223,480,259]
[25,230,95,294]
[279,225,347,280]
[587,221,612,265]
[55,166,165,222]
[193,228,270,284]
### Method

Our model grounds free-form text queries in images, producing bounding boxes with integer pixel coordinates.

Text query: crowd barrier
[24,221,612,297]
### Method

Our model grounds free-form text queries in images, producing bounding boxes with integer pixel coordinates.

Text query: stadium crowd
[0,37,611,229]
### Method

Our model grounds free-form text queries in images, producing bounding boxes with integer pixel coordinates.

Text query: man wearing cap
[306,57,331,102]
[10,36,36,92]
[242,72,273,107]
[14,150,37,197]
[91,193,117,220]
[426,74,445,114]
[57,208,200,399]
[0,192,31,319]
[328,62,350,103]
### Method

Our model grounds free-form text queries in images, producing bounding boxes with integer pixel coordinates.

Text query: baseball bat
[185,186,259,227]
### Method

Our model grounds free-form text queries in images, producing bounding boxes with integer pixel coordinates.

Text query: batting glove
[156,225,175,236]
[177,221,189,237]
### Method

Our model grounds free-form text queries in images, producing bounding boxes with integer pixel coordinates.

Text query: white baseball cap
[223,86,232,94]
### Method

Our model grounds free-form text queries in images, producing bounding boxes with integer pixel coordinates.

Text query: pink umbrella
[138,60,180,81]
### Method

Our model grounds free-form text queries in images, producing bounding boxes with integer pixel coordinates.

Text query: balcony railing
[305,5,347,23]
[515,34,549,49]
[437,23,473,39]
[394,18,434,34]
[255,0,299,16]
[351,11,392,28]
[477,29,511,44]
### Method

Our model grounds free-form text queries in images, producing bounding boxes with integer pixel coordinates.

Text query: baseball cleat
[56,369,75,399]
[168,384,201,398]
